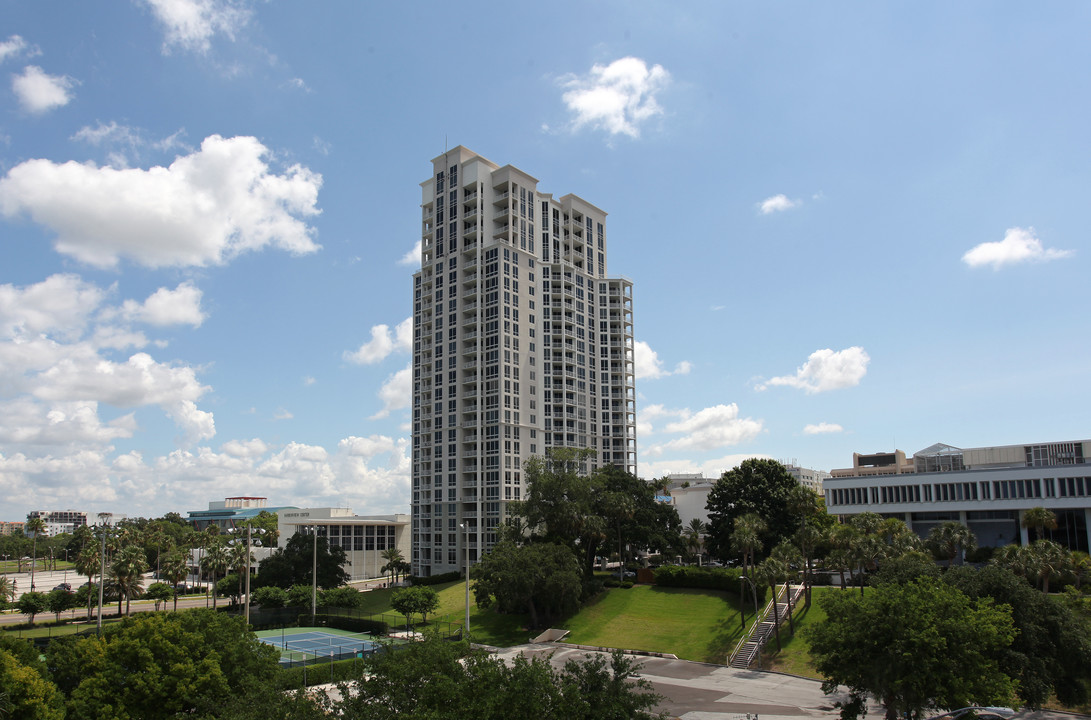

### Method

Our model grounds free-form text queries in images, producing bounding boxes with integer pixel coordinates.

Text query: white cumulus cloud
[12,65,75,114]
[141,0,252,54]
[645,403,764,456]
[370,365,412,420]
[758,346,870,394]
[344,318,413,365]
[399,240,422,267]
[560,57,670,138]
[120,282,206,327]
[0,35,32,64]
[634,340,691,380]
[803,422,843,435]
[0,135,322,269]
[759,194,799,214]
[962,226,1073,270]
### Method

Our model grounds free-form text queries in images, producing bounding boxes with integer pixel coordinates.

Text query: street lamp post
[96,513,112,637]
[311,524,318,617]
[459,523,470,638]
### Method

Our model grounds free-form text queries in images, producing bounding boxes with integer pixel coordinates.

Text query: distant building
[27,510,87,536]
[783,464,830,495]
[0,521,24,536]
[663,474,715,528]
[825,439,1091,551]
[187,497,297,531]
[278,508,412,582]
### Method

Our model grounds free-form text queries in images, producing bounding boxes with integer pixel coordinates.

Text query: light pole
[96,513,112,637]
[459,523,470,638]
[311,524,318,617]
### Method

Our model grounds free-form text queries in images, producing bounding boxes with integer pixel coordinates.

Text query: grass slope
[561,585,745,664]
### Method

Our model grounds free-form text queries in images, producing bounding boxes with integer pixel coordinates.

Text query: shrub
[319,586,362,608]
[653,566,766,602]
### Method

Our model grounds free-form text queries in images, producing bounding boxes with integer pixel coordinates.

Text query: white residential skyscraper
[411,147,636,577]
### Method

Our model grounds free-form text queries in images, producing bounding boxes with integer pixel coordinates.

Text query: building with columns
[411,147,637,577]
[825,439,1091,551]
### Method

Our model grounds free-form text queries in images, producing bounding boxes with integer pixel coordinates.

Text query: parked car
[53,582,72,592]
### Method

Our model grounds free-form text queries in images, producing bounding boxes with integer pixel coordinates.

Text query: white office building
[411,147,637,577]
[825,440,1091,551]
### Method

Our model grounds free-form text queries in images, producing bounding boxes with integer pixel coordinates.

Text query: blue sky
[1,2,1087,521]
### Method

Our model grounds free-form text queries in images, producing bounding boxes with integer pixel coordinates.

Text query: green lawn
[560,585,745,664]
[760,587,829,678]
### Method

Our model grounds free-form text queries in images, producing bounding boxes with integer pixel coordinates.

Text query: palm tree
[0,575,13,607]
[229,541,254,604]
[200,541,230,608]
[731,513,767,579]
[162,551,189,611]
[110,545,148,616]
[74,544,102,620]
[685,518,707,562]
[381,547,405,585]
[827,523,859,589]
[1025,540,1070,594]
[1022,507,1058,543]
[925,521,977,567]
[770,540,802,635]
[25,514,46,592]
[755,555,787,652]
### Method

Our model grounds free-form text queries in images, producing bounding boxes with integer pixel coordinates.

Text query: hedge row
[652,566,768,602]
[410,571,461,586]
[275,656,362,690]
[297,613,388,636]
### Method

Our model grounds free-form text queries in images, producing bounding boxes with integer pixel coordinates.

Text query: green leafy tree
[16,591,48,624]
[390,585,440,631]
[870,550,941,586]
[286,584,315,608]
[256,532,349,590]
[250,586,288,608]
[0,649,65,720]
[46,609,280,720]
[319,586,362,608]
[332,634,662,720]
[513,449,681,577]
[806,577,1016,720]
[144,582,173,611]
[46,587,77,621]
[471,540,583,629]
[945,564,1091,708]
[705,459,801,564]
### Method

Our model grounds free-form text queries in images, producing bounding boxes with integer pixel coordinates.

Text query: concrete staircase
[729,583,804,669]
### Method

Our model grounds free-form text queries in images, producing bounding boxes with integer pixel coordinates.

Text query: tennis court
[256,627,382,665]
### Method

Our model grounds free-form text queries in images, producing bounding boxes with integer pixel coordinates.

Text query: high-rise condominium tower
[410,147,636,577]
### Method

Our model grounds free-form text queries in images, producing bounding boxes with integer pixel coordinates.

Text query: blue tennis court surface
[258,630,381,661]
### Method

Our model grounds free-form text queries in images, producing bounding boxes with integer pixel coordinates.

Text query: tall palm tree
[1022,507,1058,543]
[200,541,230,608]
[770,540,802,635]
[731,513,767,579]
[229,541,254,604]
[755,555,787,652]
[1025,540,1070,594]
[74,544,102,620]
[162,551,190,612]
[685,518,707,561]
[25,514,46,592]
[110,545,148,616]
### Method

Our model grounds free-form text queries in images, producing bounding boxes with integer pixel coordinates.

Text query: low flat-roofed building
[277,508,411,582]
[187,497,297,531]
[826,440,1091,551]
